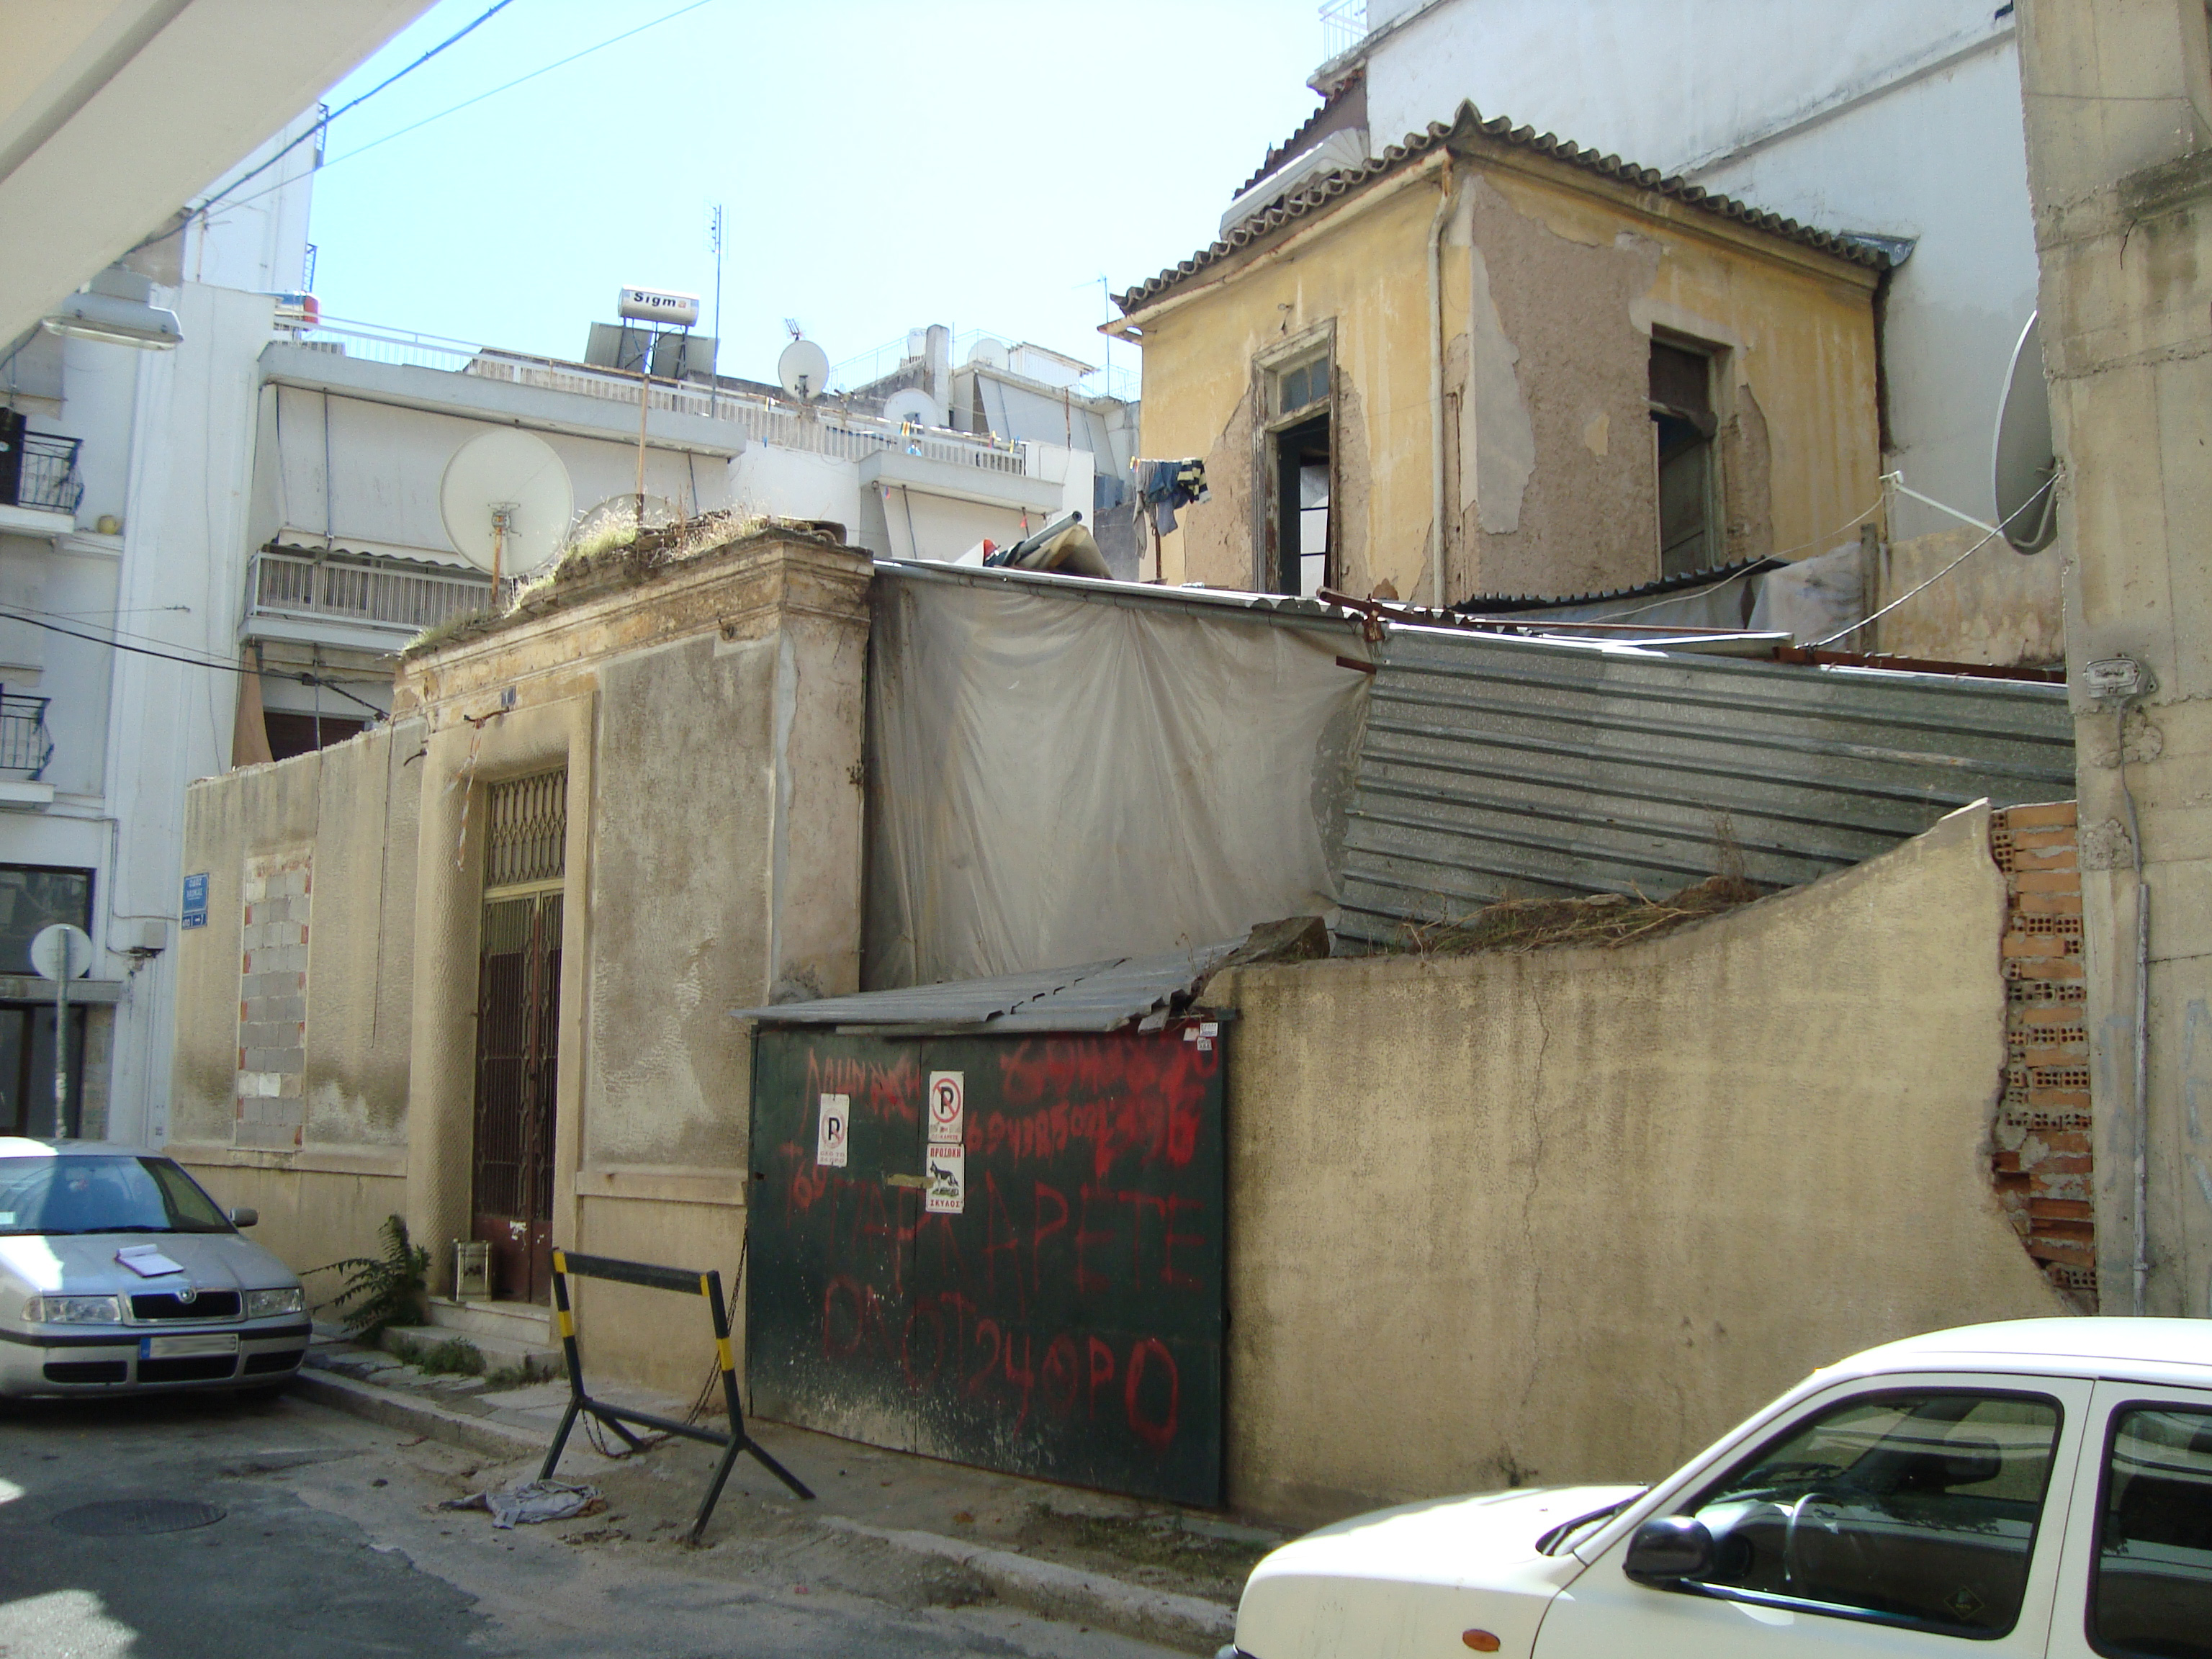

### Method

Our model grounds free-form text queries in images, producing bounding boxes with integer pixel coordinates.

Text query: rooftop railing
[246,547,494,643]
[293,318,1036,476]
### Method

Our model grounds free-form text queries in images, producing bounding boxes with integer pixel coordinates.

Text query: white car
[1225,1318,2212,1659]
[0,1138,309,1396]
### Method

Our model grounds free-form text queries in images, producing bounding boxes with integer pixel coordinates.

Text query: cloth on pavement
[441,1478,603,1529]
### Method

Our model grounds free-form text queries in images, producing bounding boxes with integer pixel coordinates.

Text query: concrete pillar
[2017,0,2212,1313]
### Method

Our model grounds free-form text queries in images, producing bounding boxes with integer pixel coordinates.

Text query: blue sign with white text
[181,872,208,930]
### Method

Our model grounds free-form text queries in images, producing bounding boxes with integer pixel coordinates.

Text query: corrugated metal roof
[1118,102,1888,316]
[1337,626,2076,950]
[733,942,1241,1033]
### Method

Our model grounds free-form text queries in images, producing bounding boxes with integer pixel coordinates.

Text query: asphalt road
[0,1388,1186,1658]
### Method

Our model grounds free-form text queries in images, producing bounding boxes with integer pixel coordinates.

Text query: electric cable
[1806,472,2057,649]
[0,606,388,716]
[182,0,520,221]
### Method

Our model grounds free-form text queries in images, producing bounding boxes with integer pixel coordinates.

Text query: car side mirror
[1623,1515,1714,1585]
[228,1206,258,1228]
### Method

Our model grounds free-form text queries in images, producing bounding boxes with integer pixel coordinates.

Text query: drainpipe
[1426,155,1454,610]
[2120,716,2152,1315]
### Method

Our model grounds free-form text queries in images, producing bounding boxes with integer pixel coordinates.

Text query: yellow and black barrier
[539,1248,812,1541]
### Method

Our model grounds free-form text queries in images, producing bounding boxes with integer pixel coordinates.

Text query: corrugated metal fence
[1338,628,2076,949]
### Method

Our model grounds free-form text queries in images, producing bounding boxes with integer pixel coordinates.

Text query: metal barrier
[541,1249,812,1542]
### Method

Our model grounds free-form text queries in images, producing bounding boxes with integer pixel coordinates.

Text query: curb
[820,1515,1236,1655]
[292,1369,546,1462]
[296,1370,1236,1653]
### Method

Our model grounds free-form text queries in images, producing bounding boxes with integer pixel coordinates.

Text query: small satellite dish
[30,923,92,981]
[779,338,831,400]
[439,430,573,580]
[880,387,948,430]
[965,336,1007,369]
[1993,310,2059,554]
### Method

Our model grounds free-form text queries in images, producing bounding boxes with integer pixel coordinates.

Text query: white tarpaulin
[863,569,1370,989]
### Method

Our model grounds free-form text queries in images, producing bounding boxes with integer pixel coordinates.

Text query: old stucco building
[1110,102,1887,611]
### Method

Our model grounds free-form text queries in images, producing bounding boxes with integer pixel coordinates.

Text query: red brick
[2012,891,2085,916]
[2028,1198,2095,1221]
[2028,1238,2095,1267]
[2013,868,2081,890]
[2003,801,2079,829]
[2004,932,2073,958]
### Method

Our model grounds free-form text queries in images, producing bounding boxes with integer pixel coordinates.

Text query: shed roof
[733,942,1241,1034]
[1116,101,1891,317]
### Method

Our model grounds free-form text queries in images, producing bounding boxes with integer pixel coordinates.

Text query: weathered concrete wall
[172,721,421,1279]
[2017,0,2212,1316]
[1876,526,2065,666]
[1130,123,1881,607]
[1212,803,2067,1527]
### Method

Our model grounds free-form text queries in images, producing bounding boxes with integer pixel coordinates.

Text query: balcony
[0,431,83,536]
[245,547,495,653]
[0,692,53,779]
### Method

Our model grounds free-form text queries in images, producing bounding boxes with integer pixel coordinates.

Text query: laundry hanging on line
[1133,457,1209,534]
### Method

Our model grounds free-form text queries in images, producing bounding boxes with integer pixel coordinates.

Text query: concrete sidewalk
[299,1326,1271,1653]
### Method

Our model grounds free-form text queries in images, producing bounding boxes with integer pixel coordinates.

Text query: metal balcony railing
[4,434,83,515]
[246,548,495,642]
[0,692,54,778]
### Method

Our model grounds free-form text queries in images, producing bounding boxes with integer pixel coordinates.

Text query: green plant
[313,1214,430,1337]
[389,1333,485,1376]
[485,1355,557,1389]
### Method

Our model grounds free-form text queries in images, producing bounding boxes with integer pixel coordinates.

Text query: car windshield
[0,1156,233,1236]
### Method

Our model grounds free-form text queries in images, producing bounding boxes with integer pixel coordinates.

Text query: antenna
[1992,310,2058,554]
[783,317,804,342]
[439,430,573,590]
[708,205,726,423]
[779,336,832,401]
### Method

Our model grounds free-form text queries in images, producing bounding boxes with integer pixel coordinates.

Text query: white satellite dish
[965,336,1007,369]
[1993,310,2059,554]
[439,430,573,583]
[880,387,948,431]
[778,337,832,400]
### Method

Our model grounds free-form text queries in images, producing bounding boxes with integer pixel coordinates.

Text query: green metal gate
[746,1025,1226,1505]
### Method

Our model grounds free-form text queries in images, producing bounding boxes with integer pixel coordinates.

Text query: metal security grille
[485,770,567,889]
[472,767,567,1304]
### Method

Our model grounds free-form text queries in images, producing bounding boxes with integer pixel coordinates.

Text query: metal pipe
[1427,154,1455,611]
[2120,714,2152,1314]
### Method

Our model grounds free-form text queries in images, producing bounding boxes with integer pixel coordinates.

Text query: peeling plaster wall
[1213,803,2067,1528]
[1877,525,2066,666]
[172,720,421,1279]
[1131,145,1880,608]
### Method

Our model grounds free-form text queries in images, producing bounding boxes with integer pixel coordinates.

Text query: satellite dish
[30,923,92,981]
[965,336,1007,369]
[778,338,831,400]
[880,387,948,430]
[1993,310,2059,554]
[439,430,573,580]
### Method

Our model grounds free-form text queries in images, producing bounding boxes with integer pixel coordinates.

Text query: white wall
[1352,0,2033,535]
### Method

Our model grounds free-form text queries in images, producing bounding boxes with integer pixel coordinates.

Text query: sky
[287,0,1330,390]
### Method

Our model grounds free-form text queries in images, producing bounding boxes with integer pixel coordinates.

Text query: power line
[187,0,721,230]
[188,0,520,218]
[324,0,718,168]
[0,608,388,717]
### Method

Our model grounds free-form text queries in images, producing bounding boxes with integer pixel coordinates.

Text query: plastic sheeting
[863,569,1370,989]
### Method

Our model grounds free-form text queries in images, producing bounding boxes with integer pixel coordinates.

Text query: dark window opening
[2091,1404,2212,1657]
[1272,416,1330,597]
[263,711,367,762]
[0,1003,89,1137]
[1650,339,1720,577]
[0,866,92,976]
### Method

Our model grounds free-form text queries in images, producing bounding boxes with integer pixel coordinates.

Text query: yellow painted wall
[1129,137,1882,606]
[1211,804,2066,1528]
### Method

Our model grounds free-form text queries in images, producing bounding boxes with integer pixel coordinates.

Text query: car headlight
[245,1287,305,1318]
[24,1295,122,1324]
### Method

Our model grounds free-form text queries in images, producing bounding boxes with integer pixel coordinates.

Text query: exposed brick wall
[1989,803,2093,1310]
[235,847,311,1151]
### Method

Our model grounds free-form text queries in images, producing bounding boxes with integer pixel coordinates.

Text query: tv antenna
[439,430,573,591]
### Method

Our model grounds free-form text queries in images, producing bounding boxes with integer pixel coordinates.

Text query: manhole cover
[52,1498,225,1536]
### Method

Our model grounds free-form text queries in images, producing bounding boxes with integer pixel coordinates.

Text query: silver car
[0,1137,309,1396]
